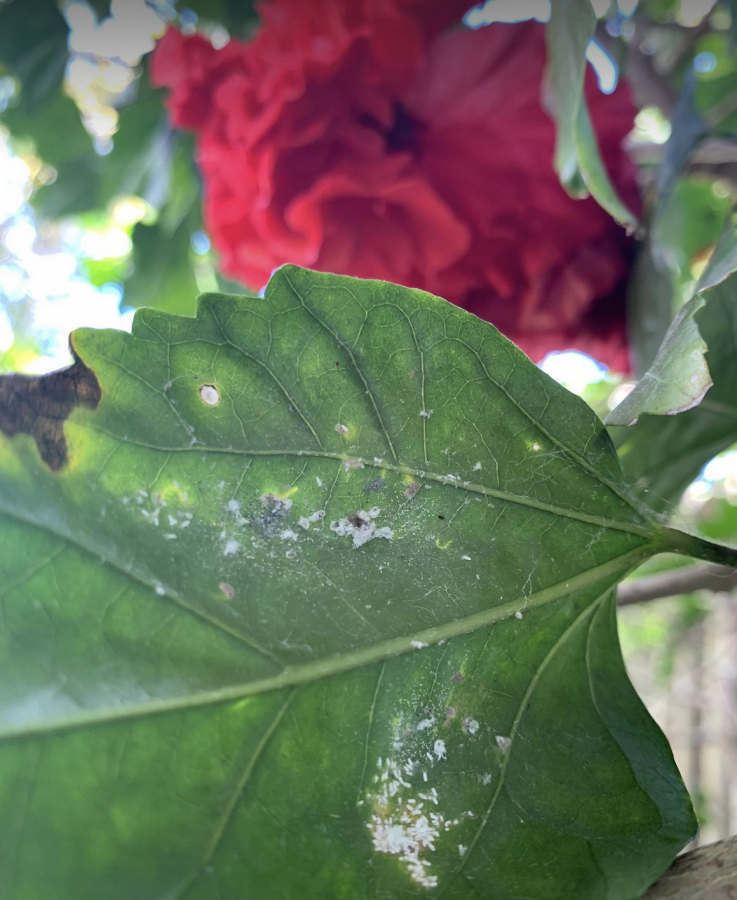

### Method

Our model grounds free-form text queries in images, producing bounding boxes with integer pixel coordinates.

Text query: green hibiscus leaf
[124,217,200,317]
[546,0,639,230]
[4,267,736,899]
[606,292,712,427]
[607,211,737,432]
[614,261,737,513]
[0,0,69,114]
[625,75,713,379]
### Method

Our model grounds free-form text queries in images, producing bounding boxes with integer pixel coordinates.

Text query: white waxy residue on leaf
[330,509,393,548]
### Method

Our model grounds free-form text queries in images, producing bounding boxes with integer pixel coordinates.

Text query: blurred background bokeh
[1,0,737,846]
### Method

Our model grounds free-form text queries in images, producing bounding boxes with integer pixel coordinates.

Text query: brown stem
[618,564,737,607]
[629,137,737,168]
[642,835,737,898]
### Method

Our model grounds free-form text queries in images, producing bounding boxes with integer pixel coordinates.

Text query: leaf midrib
[82,425,655,537]
[0,542,654,743]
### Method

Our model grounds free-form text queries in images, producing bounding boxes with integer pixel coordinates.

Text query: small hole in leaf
[200,384,220,406]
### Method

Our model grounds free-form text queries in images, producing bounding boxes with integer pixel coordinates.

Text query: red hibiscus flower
[151,1,639,370]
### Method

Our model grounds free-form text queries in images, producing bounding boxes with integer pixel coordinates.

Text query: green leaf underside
[625,178,730,382]
[607,213,737,428]
[614,276,737,512]
[546,0,639,230]
[0,267,697,899]
[605,293,711,426]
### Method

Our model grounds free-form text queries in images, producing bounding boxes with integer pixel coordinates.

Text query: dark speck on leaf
[453,672,465,684]
[438,515,445,520]
[362,476,385,493]
[347,512,369,528]
[255,493,292,538]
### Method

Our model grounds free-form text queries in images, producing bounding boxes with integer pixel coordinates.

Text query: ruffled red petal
[151,5,639,371]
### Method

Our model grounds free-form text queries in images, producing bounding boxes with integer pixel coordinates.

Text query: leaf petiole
[662,526,737,569]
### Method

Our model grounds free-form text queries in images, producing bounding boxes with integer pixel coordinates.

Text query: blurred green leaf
[546,0,639,229]
[98,73,199,223]
[155,134,200,235]
[607,211,737,426]
[607,291,711,426]
[215,271,256,296]
[639,0,681,22]
[100,83,171,204]
[698,495,737,541]
[124,215,199,315]
[655,68,707,207]
[3,55,203,316]
[692,31,737,133]
[696,207,737,288]
[655,179,731,286]
[693,32,737,84]
[626,236,677,377]
[626,71,716,377]
[728,0,737,54]
[0,338,41,375]
[2,89,92,171]
[615,270,737,512]
[626,179,727,377]
[1,83,103,219]
[615,411,737,515]
[0,0,68,113]
[612,173,734,511]
[2,58,198,227]
[81,253,131,289]
[183,0,259,36]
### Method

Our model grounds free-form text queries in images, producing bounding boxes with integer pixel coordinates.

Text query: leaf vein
[438,588,612,894]
[172,690,295,899]
[81,427,655,538]
[281,268,398,462]
[0,503,283,668]
[208,305,325,451]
